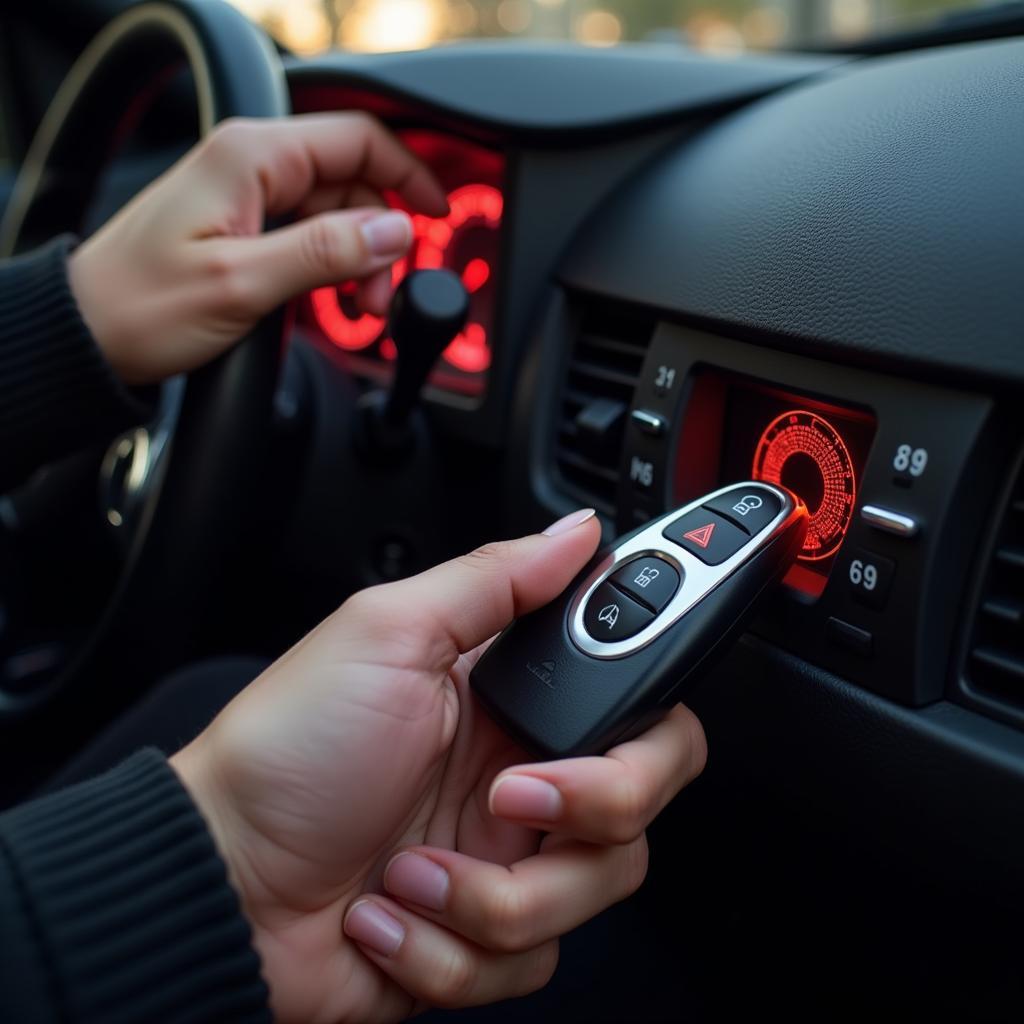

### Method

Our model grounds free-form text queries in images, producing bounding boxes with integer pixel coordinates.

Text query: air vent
[965,456,1024,712]
[554,297,654,516]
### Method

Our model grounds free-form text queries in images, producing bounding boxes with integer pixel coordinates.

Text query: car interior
[1,0,1022,1018]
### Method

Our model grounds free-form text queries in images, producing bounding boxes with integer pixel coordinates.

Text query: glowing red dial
[309,182,502,378]
[752,410,856,561]
[309,261,405,352]
[412,182,503,374]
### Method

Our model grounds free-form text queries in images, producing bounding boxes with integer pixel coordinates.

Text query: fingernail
[384,852,450,911]
[360,210,411,256]
[343,900,405,957]
[490,774,564,822]
[542,508,596,537]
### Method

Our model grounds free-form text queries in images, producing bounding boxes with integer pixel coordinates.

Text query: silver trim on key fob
[567,482,799,659]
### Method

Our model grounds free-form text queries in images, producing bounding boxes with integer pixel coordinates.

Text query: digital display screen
[674,371,876,597]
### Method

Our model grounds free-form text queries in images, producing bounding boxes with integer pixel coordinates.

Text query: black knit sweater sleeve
[0,749,272,1023]
[0,236,149,492]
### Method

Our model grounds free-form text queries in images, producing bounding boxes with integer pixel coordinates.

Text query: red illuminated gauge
[310,182,502,378]
[752,410,856,561]
[309,261,405,352]
[411,182,503,374]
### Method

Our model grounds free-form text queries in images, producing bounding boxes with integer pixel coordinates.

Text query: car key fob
[470,482,808,759]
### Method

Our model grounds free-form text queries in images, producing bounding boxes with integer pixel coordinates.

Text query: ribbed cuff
[0,235,150,490]
[0,750,271,1023]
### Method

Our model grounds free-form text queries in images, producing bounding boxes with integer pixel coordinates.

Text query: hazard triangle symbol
[683,522,716,549]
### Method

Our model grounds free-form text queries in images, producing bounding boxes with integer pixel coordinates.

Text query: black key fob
[470,482,808,759]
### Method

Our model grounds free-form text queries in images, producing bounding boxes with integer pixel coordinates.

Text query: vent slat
[555,447,620,485]
[567,359,638,390]
[995,547,1024,571]
[981,598,1024,627]
[965,461,1024,714]
[553,296,654,513]
[563,387,593,408]
[972,647,1024,682]
[577,333,649,360]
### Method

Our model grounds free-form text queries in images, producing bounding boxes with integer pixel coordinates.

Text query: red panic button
[663,510,747,566]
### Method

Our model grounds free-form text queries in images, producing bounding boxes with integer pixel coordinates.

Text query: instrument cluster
[300,130,505,401]
[673,370,876,597]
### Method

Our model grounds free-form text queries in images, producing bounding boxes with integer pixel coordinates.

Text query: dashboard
[274,42,1024,938]
[3,9,1024,1016]
[267,40,1024,1012]
[283,40,1020,727]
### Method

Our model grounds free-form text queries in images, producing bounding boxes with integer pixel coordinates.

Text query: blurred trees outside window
[227,0,986,55]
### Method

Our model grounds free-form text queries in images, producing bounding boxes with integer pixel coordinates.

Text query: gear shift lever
[356,269,469,458]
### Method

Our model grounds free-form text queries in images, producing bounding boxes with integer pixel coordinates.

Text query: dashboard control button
[860,504,919,538]
[630,409,667,437]
[825,617,873,657]
[583,582,655,642]
[704,486,782,536]
[662,509,747,566]
[609,557,681,613]
[845,548,895,609]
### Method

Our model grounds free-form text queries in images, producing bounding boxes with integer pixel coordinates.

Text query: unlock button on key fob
[583,582,654,642]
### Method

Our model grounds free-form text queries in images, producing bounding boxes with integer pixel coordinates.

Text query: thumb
[228,207,412,312]
[359,510,601,666]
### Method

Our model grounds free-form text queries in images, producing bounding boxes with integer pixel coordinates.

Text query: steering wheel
[0,1,287,763]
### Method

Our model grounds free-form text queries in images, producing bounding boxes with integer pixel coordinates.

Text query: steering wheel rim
[0,1,288,744]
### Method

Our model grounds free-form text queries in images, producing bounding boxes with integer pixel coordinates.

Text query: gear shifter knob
[354,269,470,461]
[384,269,469,428]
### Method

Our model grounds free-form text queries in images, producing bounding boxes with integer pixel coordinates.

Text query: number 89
[893,444,928,477]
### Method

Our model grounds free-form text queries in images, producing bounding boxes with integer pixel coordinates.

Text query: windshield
[227,0,990,55]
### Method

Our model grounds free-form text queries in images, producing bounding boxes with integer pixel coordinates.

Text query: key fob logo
[526,659,556,687]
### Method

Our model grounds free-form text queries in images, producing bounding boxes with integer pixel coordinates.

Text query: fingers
[218,207,412,315]
[202,113,448,219]
[489,704,708,844]
[381,837,648,955]
[187,115,448,318]
[343,509,601,668]
[298,180,386,219]
[296,180,396,314]
[343,896,558,1009]
[356,266,397,317]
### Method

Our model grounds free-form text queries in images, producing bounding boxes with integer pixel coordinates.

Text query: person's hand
[171,509,707,1023]
[68,113,448,385]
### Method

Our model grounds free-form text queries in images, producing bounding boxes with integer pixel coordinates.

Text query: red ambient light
[414,182,502,375]
[310,182,502,375]
[752,410,856,561]
[309,262,404,352]
[462,257,490,293]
